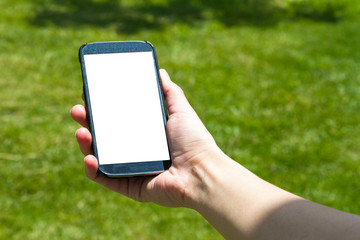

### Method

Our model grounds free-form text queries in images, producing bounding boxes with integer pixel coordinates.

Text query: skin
[71,69,360,239]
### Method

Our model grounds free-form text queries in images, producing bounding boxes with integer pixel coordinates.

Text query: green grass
[1,0,359,239]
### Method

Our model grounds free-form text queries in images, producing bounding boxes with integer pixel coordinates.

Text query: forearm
[190,150,360,240]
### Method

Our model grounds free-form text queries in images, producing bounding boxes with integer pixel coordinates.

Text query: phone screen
[83,51,170,165]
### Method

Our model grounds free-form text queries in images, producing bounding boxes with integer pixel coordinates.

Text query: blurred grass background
[1,0,359,239]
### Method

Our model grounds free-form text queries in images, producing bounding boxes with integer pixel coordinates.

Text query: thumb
[159,69,194,116]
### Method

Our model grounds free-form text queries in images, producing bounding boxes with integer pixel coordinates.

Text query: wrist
[183,147,235,210]
[185,150,301,239]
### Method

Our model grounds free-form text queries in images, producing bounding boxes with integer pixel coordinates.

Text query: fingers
[75,127,92,155]
[70,104,88,128]
[83,155,123,191]
[84,155,99,180]
[84,155,148,201]
[159,69,194,115]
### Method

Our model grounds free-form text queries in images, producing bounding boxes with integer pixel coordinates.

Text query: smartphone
[78,41,171,177]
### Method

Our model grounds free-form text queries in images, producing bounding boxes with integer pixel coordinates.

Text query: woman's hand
[71,69,360,240]
[70,69,221,208]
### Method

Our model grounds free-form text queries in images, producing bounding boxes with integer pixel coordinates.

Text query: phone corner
[79,43,88,50]
[78,43,88,62]
[144,41,155,48]
[97,165,112,178]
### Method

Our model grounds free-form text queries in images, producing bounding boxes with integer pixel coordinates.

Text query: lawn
[0,0,359,239]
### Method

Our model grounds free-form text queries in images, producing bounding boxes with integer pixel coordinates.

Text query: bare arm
[191,151,360,239]
[71,69,360,239]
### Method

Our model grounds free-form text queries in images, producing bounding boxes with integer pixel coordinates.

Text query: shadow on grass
[29,0,345,33]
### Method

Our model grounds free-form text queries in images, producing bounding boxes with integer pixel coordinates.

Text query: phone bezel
[79,41,171,177]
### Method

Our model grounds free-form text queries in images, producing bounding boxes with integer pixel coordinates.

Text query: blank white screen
[84,51,170,165]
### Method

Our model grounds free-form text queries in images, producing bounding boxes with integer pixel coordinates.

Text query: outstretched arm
[71,69,360,239]
[189,150,360,239]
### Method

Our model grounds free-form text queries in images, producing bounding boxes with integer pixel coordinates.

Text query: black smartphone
[78,41,171,177]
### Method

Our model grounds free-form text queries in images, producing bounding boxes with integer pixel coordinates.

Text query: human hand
[70,69,221,208]
[72,69,360,240]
